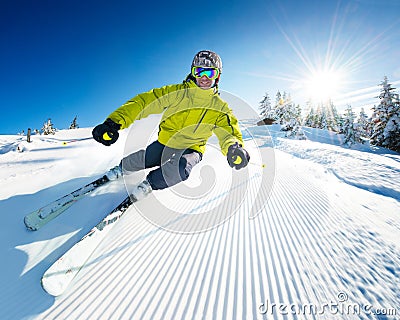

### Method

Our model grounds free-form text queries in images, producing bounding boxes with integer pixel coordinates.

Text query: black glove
[92,118,121,146]
[227,142,250,170]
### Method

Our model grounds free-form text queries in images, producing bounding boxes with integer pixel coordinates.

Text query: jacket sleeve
[107,83,184,130]
[213,104,244,156]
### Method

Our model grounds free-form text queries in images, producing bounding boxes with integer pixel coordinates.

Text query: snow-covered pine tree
[336,114,345,134]
[303,100,317,128]
[275,93,305,138]
[275,91,283,107]
[276,92,299,126]
[357,107,370,140]
[259,93,274,119]
[342,105,361,147]
[304,108,315,127]
[314,104,323,129]
[258,94,267,118]
[319,103,329,130]
[69,116,79,129]
[285,122,306,139]
[276,92,292,126]
[370,76,400,151]
[383,93,400,152]
[274,91,284,123]
[41,118,56,135]
[295,104,302,123]
[326,100,340,132]
[284,109,306,139]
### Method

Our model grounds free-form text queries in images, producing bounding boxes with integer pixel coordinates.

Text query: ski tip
[41,274,66,297]
[24,216,38,231]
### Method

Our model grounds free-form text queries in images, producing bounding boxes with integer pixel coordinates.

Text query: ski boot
[131,180,152,201]
[106,164,123,181]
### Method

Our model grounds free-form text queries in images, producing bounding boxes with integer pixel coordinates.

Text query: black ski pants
[121,141,202,190]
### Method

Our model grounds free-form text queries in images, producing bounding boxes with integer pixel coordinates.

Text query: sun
[303,69,343,102]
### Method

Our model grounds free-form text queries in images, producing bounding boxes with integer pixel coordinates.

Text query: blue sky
[1,0,400,134]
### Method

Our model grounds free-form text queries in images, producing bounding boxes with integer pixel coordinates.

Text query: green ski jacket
[107,80,244,155]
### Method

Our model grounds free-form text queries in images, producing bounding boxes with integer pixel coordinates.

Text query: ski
[41,194,134,296]
[24,166,121,231]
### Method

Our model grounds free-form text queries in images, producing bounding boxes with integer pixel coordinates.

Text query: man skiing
[92,50,250,201]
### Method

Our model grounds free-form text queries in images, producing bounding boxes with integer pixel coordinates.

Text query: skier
[92,50,250,201]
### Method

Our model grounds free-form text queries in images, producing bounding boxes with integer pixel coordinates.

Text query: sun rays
[268,0,400,110]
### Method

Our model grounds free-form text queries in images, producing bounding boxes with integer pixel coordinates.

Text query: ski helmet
[191,50,222,73]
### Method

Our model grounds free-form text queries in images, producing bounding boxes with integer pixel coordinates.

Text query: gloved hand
[92,118,121,146]
[227,142,250,170]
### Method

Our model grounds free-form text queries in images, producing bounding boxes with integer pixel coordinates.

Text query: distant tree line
[258,76,400,152]
[20,116,80,139]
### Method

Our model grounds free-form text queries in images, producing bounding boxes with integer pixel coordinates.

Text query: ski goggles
[191,66,220,80]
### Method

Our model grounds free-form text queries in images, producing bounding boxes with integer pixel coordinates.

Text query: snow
[0,120,399,319]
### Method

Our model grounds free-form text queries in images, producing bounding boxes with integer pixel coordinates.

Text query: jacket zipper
[193,110,208,133]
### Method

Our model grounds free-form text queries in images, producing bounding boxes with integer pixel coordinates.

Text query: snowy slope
[0,121,399,320]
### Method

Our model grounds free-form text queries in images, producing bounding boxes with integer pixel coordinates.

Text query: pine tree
[314,104,323,129]
[275,91,283,107]
[303,100,317,128]
[276,93,305,139]
[275,92,293,126]
[382,93,400,152]
[371,76,400,151]
[258,93,275,119]
[284,110,306,139]
[342,105,361,146]
[295,104,302,120]
[319,103,329,130]
[326,100,340,132]
[357,107,369,140]
[41,118,56,135]
[333,107,343,133]
[304,107,315,127]
[274,91,284,124]
[336,114,345,134]
[69,116,79,129]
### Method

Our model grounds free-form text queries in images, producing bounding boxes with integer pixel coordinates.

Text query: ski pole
[62,137,93,145]
[248,161,266,168]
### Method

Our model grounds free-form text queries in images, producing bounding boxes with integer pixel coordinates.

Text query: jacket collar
[186,80,219,96]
